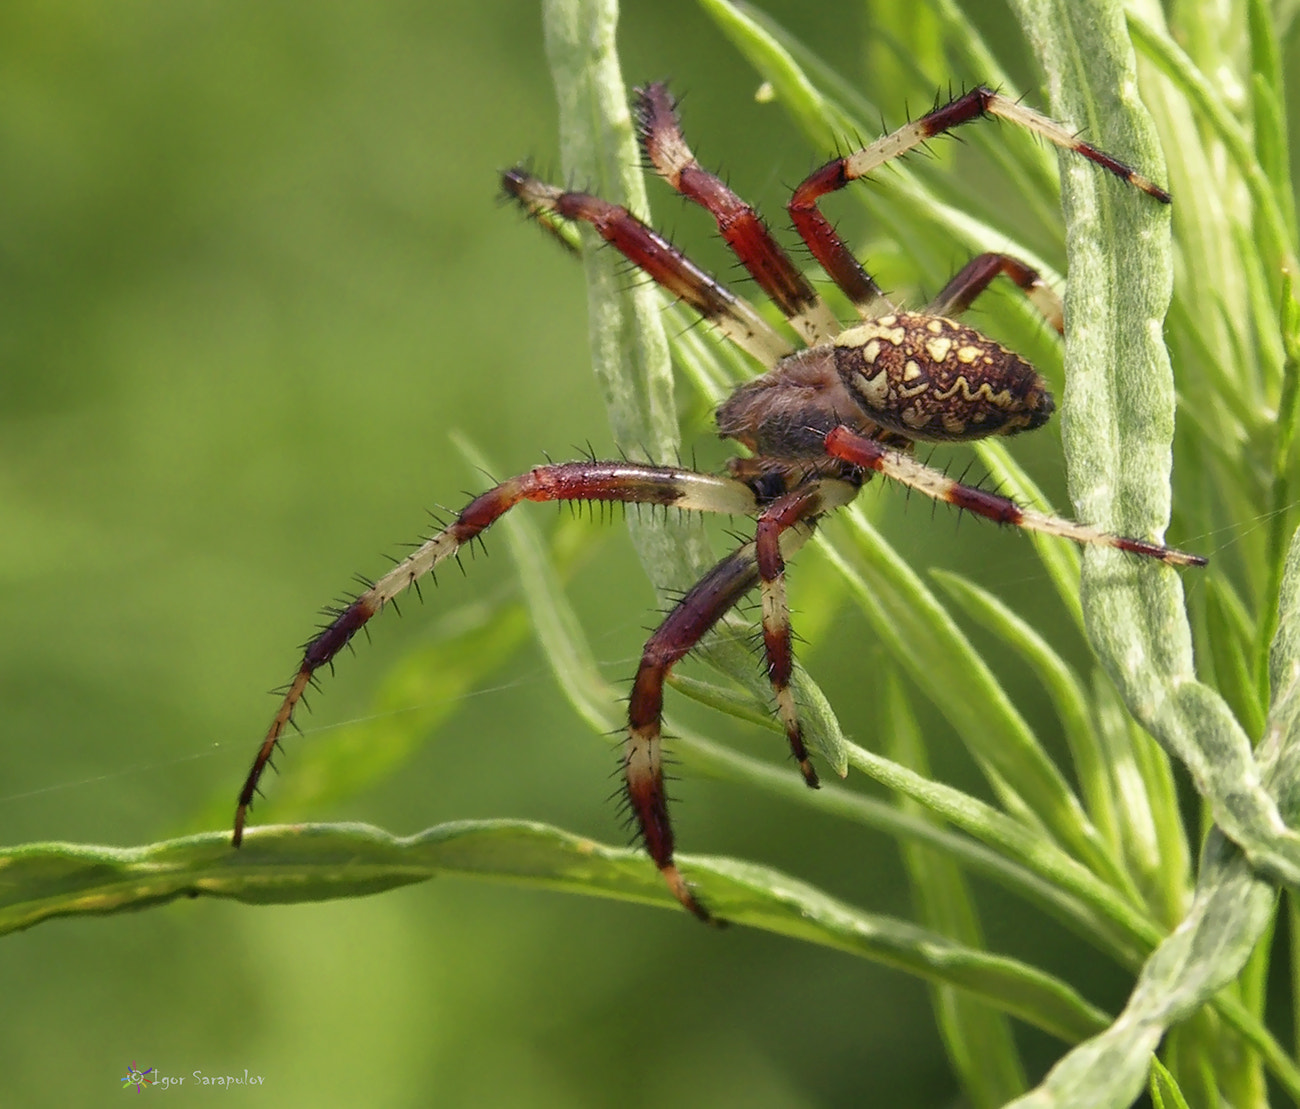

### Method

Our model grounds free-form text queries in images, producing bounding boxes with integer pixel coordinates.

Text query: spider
[232,82,1205,922]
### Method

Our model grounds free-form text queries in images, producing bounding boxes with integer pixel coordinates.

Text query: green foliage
[5,0,1300,1104]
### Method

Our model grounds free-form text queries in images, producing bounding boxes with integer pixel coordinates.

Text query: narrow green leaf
[0,823,670,933]
[840,731,1158,966]
[885,675,1028,1107]
[1148,1056,1192,1109]
[1127,9,1297,283]
[820,512,1125,888]
[543,0,708,590]
[1009,522,1300,1106]
[695,861,1112,1046]
[1259,277,1300,715]
[931,570,1120,861]
[1205,576,1268,741]
[1291,890,1300,1063]
[0,823,1110,1044]
[656,676,1156,967]
[1120,712,1190,925]
[1089,674,1190,929]
[1008,830,1281,1108]
[1247,0,1297,245]
[1021,0,1300,895]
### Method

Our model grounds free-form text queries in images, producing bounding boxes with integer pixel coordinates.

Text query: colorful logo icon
[122,1063,156,1091]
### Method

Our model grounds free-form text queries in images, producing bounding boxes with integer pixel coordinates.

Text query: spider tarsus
[662,864,715,925]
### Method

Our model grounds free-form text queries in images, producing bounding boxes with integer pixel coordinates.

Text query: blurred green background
[0,1,1178,1105]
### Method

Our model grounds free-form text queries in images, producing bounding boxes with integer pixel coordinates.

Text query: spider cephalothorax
[233,82,1203,922]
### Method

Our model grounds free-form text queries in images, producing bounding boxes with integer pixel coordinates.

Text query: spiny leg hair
[753,481,858,786]
[633,82,841,347]
[502,168,793,368]
[622,476,859,918]
[233,462,760,847]
[789,86,1171,315]
[626,543,766,920]
[627,511,821,917]
[824,426,1207,567]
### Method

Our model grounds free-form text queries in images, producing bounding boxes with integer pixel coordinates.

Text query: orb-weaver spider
[233,82,1204,921]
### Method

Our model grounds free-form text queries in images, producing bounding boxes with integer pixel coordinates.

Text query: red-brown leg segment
[626,543,764,920]
[502,168,794,368]
[786,159,889,317]
[927,252,1065,335]
[634,82,840,348]
[823,425,1206,566]
[789,87,1170,315]
[753,483,855,787]
[233,462,760,845]
[625,476,856,920]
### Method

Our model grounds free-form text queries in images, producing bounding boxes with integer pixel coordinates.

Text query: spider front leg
[633,82,845,346]
[232,461,759,844]
[824,426,1206,567]
[503,168,794,368]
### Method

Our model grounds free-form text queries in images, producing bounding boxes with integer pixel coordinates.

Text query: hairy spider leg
[623,477,858,919]
[233,462,760,845]
[626,544,763,920]
[633,83,1067,346]
[753,480,859,789]
[626,496,842,920]
[824,426,1206,567]
[926,253,1065,335]
[633,82,843,347]
[502,168,793,368]
[789,86,1170,316]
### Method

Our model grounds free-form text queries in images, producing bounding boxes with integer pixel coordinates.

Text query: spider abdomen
[834,312,1054,441]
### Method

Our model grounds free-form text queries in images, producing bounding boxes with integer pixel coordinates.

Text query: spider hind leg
[789,86,1169,316]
